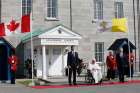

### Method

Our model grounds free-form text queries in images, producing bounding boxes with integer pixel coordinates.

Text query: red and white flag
[21,14,30,33]
[0,14,30,37]
[4,19,21,48]
[7,19,19,32]
[0,23,5,36]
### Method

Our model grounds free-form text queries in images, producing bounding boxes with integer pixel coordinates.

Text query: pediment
[38,25,82,39]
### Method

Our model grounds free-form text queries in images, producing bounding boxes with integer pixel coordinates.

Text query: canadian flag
[4,19,21,36]
[7,19,20,32]
[0,14,30,36]
[0,23,6,36]
[21,14,30,33]
[4,19,21,48]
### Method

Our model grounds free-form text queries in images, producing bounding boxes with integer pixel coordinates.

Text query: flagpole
[21,0,34,85]
[30,14,35,86]
[127,0,131,81]
[127,19,131,81]
[30,0,34,86]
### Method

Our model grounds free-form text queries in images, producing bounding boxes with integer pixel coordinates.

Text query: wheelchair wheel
[85,74,89,83]
[85,73,95,84]
[85,74,91,83]
[89,76,95,84]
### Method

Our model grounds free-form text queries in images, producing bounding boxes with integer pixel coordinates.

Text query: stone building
[0,0,139,80]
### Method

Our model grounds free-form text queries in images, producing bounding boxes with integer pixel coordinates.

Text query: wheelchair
[85,69,103,84]
[85,69,95,84]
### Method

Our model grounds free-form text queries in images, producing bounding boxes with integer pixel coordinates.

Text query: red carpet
[31,80,140,89]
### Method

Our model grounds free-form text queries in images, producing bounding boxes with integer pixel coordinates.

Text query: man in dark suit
[116,48,128,82]
[67,46,79,85]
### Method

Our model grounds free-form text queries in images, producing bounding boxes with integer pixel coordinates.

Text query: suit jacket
[116,53,128,70]
[67,51,79,68]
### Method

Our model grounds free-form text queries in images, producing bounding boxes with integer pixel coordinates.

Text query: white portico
[23,25,81,80]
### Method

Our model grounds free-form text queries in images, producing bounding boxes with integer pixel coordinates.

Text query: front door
[48,46,63,76]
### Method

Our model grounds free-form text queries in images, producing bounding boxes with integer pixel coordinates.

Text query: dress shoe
[73,83,77,85]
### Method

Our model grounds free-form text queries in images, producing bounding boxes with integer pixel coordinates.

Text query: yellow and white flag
[112,18,127,33]
[97,20,112,32]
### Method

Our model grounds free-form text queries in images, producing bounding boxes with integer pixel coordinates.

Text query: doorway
[48,46,63,76]
[0,45,8,80]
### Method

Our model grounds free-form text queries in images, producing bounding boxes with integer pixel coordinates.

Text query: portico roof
[22,25,82,43]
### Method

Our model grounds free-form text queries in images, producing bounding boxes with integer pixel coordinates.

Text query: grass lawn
[17,80,33,86]
[17,79,51,86]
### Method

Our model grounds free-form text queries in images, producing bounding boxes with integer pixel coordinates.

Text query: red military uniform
[8,55,18,72]
[106,55,117,70]
[106,54,117,80]
[8,54,18,84]
[128,53,134,66]
[127,53,134,77]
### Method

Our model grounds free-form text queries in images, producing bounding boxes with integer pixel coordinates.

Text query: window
[95,42,104,62]
[115,2,124,18]
[94,0,103,20]
[47,0,58,19]
[22,0,32,15]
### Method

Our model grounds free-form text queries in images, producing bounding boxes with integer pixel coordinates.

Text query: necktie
[73,51,75,57]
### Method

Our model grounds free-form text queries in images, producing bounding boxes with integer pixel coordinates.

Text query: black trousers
[11,70,16,84]
[28,68,32,78]
[107,69,115,79]
[127,66,134,77]
[118,67,125,82]
[68,68,77,84]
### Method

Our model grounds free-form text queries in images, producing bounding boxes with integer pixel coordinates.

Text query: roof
[21,25,82,43]
[21,28,45,43]
[0,37,13,48]
[108,38,136,50]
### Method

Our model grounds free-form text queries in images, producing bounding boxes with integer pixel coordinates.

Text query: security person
[8,50,18,84]
[67,46,79,85]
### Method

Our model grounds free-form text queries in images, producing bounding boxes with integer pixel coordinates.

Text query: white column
[42,45,47,80]
[62,47,65,76]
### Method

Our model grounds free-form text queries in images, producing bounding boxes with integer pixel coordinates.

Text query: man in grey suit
[67,46,79,85]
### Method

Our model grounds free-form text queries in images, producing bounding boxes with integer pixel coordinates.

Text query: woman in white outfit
[88,58,102,84]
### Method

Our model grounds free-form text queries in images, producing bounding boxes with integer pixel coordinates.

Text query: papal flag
[112,18,127,33]
[97,20,112,32]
